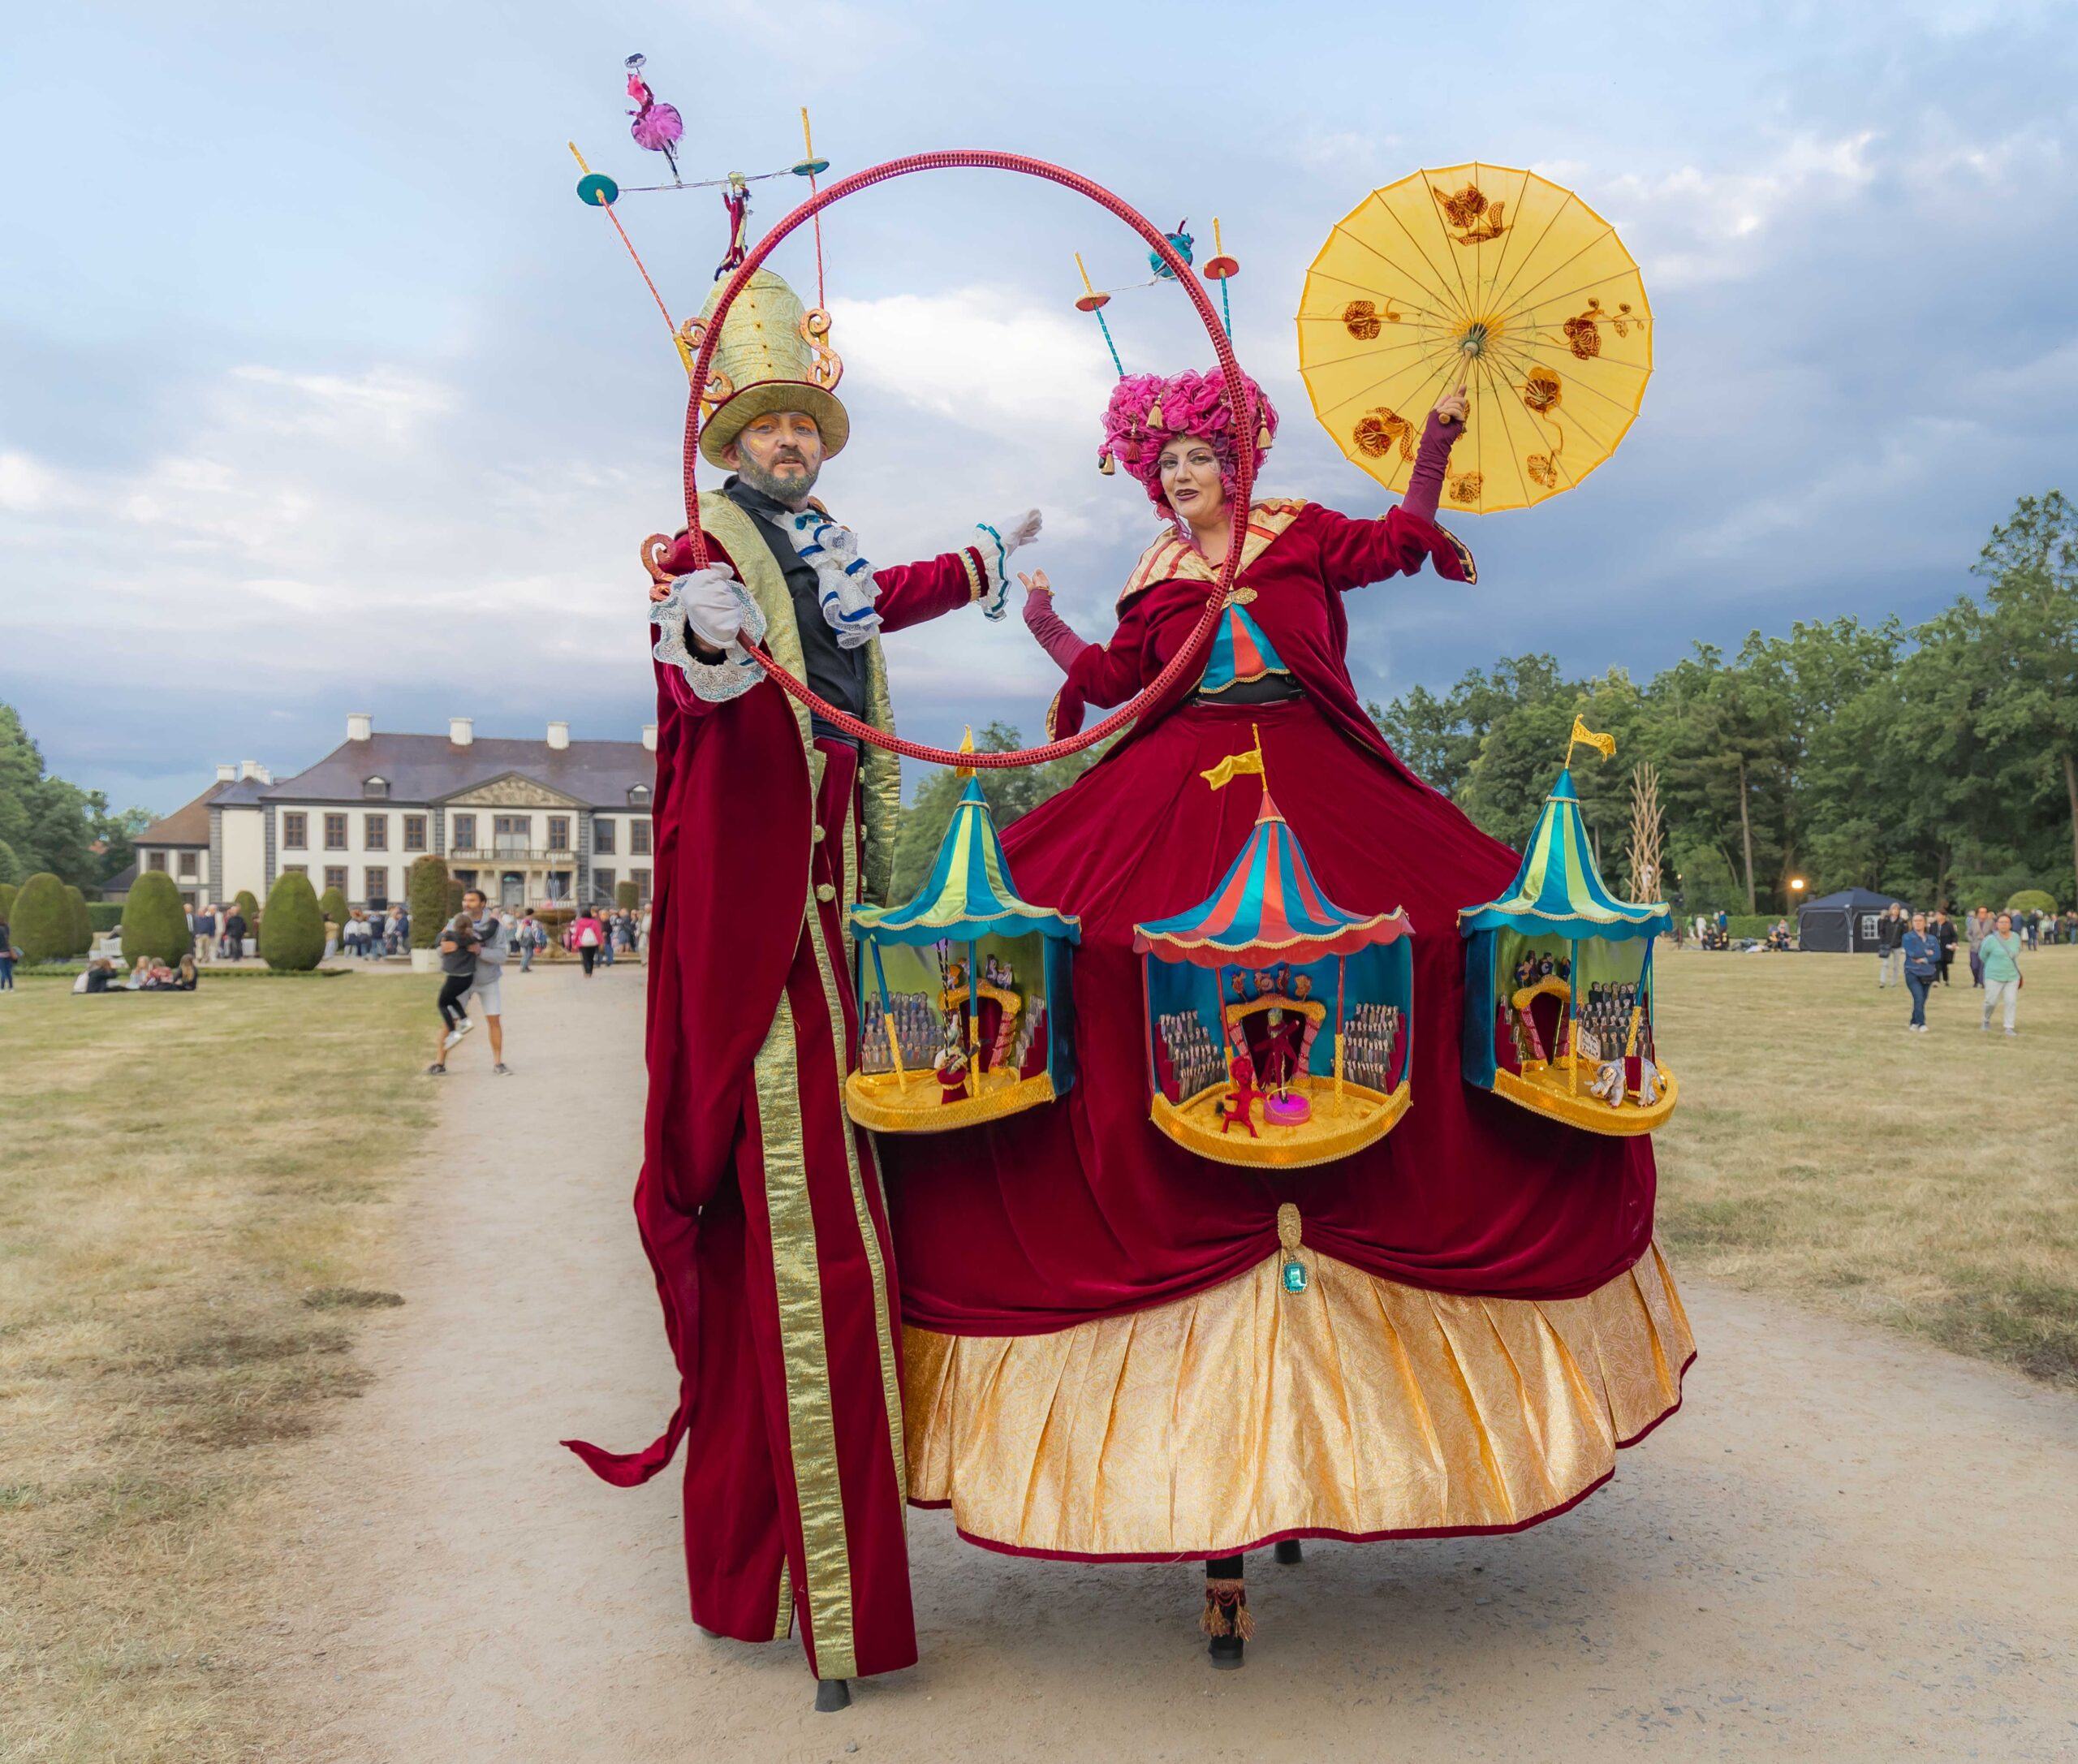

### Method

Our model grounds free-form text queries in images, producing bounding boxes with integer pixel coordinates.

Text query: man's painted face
[726,412,825,502]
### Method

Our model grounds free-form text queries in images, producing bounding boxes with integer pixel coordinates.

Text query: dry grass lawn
[0,973,431,1763]
[1653,942,2078,1385]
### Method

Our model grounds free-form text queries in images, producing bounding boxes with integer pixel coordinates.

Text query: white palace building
[124,714,657,912]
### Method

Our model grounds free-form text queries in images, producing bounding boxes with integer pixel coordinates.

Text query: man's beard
[738,450,821,503]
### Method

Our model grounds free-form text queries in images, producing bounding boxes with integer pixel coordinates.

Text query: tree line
[0,704,153,891]
[1370,492,2078,916]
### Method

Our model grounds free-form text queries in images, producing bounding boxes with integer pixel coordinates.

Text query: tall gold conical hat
[683,269,848,466]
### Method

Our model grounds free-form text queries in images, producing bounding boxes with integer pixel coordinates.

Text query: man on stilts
[564,268,1041,1710]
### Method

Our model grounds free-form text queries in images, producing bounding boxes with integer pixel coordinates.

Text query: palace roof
[258,734,654,809]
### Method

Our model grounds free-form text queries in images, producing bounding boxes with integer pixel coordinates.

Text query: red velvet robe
[566,517,988,1682]
[882,501,1662,1336]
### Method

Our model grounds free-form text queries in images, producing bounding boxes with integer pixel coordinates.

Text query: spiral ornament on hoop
[670,150,1257,771]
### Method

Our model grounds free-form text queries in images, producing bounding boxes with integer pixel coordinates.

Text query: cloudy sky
[4,2,2075,814]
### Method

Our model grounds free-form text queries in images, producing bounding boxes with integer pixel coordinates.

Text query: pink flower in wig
[1099,368,1278,513]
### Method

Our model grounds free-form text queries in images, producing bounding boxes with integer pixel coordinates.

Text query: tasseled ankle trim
[1201,1578,1256,1640]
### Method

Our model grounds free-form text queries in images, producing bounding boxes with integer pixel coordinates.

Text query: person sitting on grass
[175,954,198,991]
[427,912,481,1076]
[78,957,123,994]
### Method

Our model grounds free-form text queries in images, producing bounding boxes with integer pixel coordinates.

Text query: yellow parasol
[1297,163,1651,515]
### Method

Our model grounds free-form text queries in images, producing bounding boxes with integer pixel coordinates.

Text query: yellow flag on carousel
[1201,747,1265,791]
[1569,716,1617,761]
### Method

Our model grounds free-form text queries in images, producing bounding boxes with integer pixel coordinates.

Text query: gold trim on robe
[904,1240,1692,1559]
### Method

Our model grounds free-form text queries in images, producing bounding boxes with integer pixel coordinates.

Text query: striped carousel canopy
[850,778,1081,947]
[1457,767,1672,943]
[1133,791,1410,968]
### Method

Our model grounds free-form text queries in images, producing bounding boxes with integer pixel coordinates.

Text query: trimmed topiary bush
[121,871,191,967]
[318,885,351,934]
[614,879,639,912]
[234,889,261,934]
[0,881,15,925]
[408,856,450,950]
[64,884,93,955]
[446,878,465,920]
[11,873,73,963]
[2007,888,2059,916]
[88,902,124,932]
[261,869,325,971]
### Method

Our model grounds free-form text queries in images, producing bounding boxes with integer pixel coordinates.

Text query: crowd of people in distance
[186,902,252,961]
[1874,901,2036,1035]
[328,905,410,960]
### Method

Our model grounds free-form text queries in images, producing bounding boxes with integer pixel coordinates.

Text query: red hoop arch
[672,149,1254,771]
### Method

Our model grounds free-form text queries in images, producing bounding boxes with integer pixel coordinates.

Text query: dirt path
[265,964,2078,1762]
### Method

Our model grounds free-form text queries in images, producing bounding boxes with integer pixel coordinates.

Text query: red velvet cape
[882,502,1660,1336]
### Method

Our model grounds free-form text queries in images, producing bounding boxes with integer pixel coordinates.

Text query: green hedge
[88,903,125,932]
[407,856,450,949]
[614,879,639,912]
[318,885,351,932]
[2007,888,2060,916]
[11,873,72,963]
[122,872,190,967]
[262,870,325,971]
[65,885,93,955]
[0,881,15,926]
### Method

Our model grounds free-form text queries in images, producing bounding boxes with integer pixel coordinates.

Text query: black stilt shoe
[815,1678,851,1712]
[1202,1555,1252,1669]
[1274,1538,1304,1565]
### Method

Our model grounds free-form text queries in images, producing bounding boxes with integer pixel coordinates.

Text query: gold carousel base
[846,1067,1057,1134]
[1491,1058,1679,1136]
[1150,1072,1412,1170]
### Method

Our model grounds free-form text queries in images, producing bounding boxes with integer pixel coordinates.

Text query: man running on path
[463,887,513,1075]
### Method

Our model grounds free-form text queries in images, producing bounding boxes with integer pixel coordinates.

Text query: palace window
[178,850,198,878]
[364,866,389,907]
[545,872,569,901]
[547,816,570,852]
[403,815,426,852]
[324,866,348,894]
[451,813,476,851]
[593,818,616,855]
[283,812,308,850]
[363,776,389,799]
[630,817,652,856]
[627,784,652,809]
[283,863,308,877]
[593,866,616,903]
[147,850,167,872]
[324,813,348,850]
[364,813,388,850]
[633,867,652,904]
[494,815,531,854]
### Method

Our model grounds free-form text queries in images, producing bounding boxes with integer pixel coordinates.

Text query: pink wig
[1099,368,1278,514]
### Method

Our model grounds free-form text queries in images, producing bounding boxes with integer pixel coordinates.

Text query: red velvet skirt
[883,696,1659,1337]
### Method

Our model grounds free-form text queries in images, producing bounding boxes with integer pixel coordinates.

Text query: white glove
[993,508,1043,554]
[673,563,743,649]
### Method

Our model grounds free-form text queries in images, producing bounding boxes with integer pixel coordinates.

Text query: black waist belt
[1196,675,1306,706]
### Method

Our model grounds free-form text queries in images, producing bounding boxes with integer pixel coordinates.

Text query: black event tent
[1797,887,1912,953]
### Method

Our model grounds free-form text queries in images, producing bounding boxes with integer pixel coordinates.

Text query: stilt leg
[1203,1554,1250,1670]
[815,1679,851,1712]
[1274,1538,1304,1566]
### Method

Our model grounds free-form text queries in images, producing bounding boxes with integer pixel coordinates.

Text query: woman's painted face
[1158,435,1224,523]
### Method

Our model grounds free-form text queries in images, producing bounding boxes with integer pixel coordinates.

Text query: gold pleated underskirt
[904,1240,1692,1560]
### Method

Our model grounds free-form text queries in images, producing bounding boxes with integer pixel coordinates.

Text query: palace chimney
[216,763,236,782]
[547,719,570,751]
[239,761,271,783]
[641,722,658,753]
[346,712,373,742]
[450,717,474,747]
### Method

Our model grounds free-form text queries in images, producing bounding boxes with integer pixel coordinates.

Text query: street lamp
[1789,877,1807,895]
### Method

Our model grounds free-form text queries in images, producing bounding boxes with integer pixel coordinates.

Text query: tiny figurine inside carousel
[1459,719,1676,1132]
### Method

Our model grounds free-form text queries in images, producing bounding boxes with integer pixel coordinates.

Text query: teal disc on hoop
[577,172,620,207]
[791,157,830,177]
